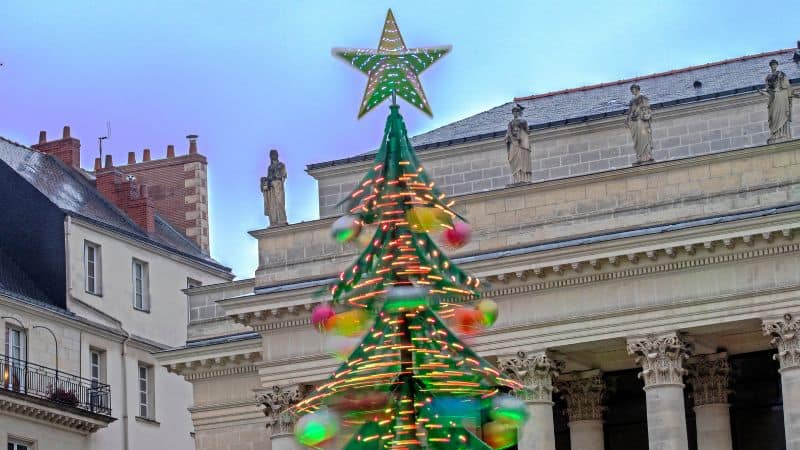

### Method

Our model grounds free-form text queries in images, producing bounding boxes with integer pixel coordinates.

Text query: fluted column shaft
[688,352,732,450]
[499,351,560,450]
[764,313,800,450]
[628,333,689,450]
[560,370,605,450]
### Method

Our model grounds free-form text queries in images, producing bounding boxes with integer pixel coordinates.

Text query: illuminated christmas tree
[293,10,527,450]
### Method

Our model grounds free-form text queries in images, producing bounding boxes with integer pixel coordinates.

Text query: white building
[158,47,800,450]
[0,130,233,450]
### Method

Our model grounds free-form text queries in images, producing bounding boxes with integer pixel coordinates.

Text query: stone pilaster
[764,313,800,450]
[628,333,690,450]
[257,384,306,437]
[558,370,605,450]
[688,353,732,450]
[498,351,561,450]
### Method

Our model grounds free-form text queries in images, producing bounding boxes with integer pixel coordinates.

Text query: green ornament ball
[477,299,499,327]
[331,215,362,243]
[295,409,339,447]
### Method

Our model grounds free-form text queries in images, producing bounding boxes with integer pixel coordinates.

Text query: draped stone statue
[261,149,288,227]
[760,59,797,144]
[625,84,655,164]
[505,103,532,184]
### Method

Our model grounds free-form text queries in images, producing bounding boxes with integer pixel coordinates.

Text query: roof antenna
[98,121,111,160]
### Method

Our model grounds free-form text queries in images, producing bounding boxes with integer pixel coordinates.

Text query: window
[132,259,150,311]
[90,349,106,384]
[84,241,102,295]
[186,278,202,321]
[138,363,154,419]
[4,326,27,391]
[7,438,33,450]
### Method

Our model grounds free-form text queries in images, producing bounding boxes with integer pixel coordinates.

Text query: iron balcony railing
[1,354,112,416]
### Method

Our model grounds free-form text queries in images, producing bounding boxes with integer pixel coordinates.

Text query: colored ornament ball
[328,309,371,337]
[490,395,528,425]
[295,409,339,447]
[483,420,518,449]
[453,307,483,335]
[331,215,362,243]
[477,298,499,327]
[311,304,336,332]
[406,206,450,232]
[442,221,471,248]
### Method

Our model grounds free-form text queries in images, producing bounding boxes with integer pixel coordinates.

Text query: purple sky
[1,1,798,278]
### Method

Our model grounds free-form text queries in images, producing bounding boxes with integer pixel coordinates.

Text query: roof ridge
[513,48,793,102]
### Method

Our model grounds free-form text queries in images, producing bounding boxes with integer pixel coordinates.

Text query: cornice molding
[227,218,799,331]
[0,395,113,435]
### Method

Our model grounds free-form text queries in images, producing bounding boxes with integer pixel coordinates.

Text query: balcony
[1,354,115,434]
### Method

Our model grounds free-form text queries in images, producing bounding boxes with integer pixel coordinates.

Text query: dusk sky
[1,1,798,278]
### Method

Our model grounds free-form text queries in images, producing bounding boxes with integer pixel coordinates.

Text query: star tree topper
[333,9,451,118]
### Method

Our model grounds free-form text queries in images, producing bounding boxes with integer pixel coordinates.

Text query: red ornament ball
[311,304,336,332]
[453,307,483,335]
[443,221,471,248]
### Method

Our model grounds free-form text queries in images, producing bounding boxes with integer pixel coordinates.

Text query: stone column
[498,351,561,450]
[764,313,800,450]
[559,370,605,450]
[687,353,732,450]
[257,384,306,450]
[627,333,690,450]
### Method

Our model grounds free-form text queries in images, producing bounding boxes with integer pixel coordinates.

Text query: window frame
[7,437,35,450]
[89,348,106,384]
[137,363,154,420]
[132,259,150,312]
[84,240,102,296]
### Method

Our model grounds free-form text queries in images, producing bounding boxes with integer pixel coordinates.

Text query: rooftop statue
[505,103,532,183]
[261,149,287,227]
[760,59,798,144]
[625,84,655,165]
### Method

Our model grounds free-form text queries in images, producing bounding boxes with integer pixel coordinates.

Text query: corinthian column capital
[257,384,306,434]
[763,313,800,370]
[558,370,605,422]
[627,332,689,388]
[687,352,731,406]
[498,351,562,402]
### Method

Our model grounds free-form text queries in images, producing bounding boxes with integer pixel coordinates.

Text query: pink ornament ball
[311,304,336,332]
[443,221,471,248]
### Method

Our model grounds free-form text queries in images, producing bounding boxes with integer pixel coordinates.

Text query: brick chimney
[32,126,81,169]
[94,166,156,233]
[110,136,210,252]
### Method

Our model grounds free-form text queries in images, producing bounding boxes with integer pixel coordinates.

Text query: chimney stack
[187,134,198,155]
[166,144,175,158]
[128,151,136,164]
[32,125,81,169]
[104,154,113,169]
[143,148,151,162]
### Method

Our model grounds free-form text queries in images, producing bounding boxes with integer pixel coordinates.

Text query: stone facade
[311,95,800,218]
[253,138,800,285]
[159,49,800,450]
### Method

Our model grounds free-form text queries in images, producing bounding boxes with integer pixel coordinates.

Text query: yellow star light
[333,9,451,118]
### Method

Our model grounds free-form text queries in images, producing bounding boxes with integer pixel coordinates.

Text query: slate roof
[0,247,53,305]
[0,137,231,273]
[308,48,799,170]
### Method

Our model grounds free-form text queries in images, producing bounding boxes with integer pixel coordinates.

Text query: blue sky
[1,1,798,278]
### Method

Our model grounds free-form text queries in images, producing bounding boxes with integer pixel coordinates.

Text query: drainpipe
[121,330,131,450]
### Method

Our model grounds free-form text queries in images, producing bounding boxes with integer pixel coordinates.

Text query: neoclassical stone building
[158,47,800,450]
